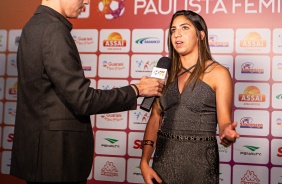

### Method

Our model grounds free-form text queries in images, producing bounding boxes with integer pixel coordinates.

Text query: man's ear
[200,31,205,40]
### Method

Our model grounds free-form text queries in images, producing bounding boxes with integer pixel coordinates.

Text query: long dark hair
[165,10,213,92]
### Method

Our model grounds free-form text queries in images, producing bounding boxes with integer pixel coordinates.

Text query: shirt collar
[34,5,73,31]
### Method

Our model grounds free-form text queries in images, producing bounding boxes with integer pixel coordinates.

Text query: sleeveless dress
[152,62,219,184]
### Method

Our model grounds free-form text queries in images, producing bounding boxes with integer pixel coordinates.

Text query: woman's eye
[170,29,175,33]
[183,26,189,30]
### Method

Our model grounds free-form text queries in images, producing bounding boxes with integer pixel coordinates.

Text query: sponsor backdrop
[0,0,282,183]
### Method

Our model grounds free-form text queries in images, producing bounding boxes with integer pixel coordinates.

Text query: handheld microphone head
[140,57,172,112]
[156,56,172,70]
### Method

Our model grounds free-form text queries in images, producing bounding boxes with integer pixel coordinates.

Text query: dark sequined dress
[152,73,219,184]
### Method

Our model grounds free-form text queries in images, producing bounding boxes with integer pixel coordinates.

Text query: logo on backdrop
[0,30,7,51]
[278,63,282,70]
[240,32,266,48]
[136,60,155,71]
[8,84,17,95]
[240,117,263,129]
[102,60,125,71]
[98,0,125,20]
[101,161,119,177]
[103,32,127,49]
[100,113,124,122]
[277,147,282,157]
[134,111,149,124]
[238,86,266,103]
[240,170,260,183]
[208,34,229,47]
[241,62,264,74]
[276,118,282,127]
[135,37,160,44]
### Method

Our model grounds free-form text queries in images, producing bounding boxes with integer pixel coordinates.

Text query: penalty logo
[98,0,125,20]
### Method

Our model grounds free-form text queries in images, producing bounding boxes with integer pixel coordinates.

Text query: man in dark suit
[10,0,164,183]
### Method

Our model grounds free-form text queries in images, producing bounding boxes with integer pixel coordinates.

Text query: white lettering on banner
[134,0,282,14]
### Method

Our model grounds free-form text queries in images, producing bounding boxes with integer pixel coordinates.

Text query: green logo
[244,145,260,151]
[104,138,118,144]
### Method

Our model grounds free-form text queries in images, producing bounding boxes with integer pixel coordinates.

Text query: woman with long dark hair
[140,10,239,184]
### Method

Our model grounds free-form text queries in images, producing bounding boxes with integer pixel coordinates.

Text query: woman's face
[170,15,199,57]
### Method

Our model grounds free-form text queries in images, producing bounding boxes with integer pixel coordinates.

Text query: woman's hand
[220,122,240,147]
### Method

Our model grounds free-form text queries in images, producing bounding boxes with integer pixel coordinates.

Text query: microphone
[140,56,172,112]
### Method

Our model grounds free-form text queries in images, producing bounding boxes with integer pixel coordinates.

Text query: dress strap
[178,64,196,77]
[204,60,217,71]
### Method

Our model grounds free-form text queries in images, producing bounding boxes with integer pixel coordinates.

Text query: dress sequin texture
[152,77,219,184]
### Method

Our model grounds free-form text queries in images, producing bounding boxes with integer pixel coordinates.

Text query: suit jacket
[10,5,137,182]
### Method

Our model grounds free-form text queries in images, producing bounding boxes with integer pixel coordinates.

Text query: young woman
[140,10,240,184]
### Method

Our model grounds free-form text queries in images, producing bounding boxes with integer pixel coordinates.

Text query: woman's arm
[213,65,240,147]
[140,102,162,184]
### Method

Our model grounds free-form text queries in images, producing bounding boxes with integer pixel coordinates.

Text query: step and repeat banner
[0,0,282,184]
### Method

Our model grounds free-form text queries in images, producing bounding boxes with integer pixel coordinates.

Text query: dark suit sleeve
[41,21,137,115]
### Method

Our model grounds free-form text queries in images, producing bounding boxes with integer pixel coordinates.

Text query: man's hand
[134,76,165,97]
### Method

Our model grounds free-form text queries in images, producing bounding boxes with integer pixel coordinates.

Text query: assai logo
[136,60,156,71]
[208,34,229,47]
[101,161,119,177]
[240,145,261,156]
[240,117,263,129]
[238,86,266,104]
[103,32,126,49]
[240,170,260,183]
[98,0,125,20]
[102,60,125,71]
[133,111,149,125]
[135,37,160,44]
[241,62,264,74]
[240,32,266,48]
[100,113,123,122]
[102,138,120,148]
